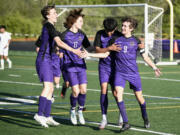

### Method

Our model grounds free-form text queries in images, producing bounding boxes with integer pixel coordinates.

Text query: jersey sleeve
[134,36,142,45]
[82,34,91,48]
[35,35,42,47]
[45,23,59,39]
[108,30,122,46]
[93,31,102,47]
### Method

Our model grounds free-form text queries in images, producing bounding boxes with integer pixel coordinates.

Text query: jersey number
[123,46,128,53]
[73,42,78,48]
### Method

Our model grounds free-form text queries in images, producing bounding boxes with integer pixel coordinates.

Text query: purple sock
[44,99,52,117]
[38,96,47,116]
[100,94,108,114]
[78,94,86,110]
[140,102,148,120]
[70,94,77,110]
[117,101,128,123]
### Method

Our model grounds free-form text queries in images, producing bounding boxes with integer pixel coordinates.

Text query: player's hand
[81,49,89,58]
[108,44,121,52]
[59,52,63,58]
[154,68,162,77]
[72,47,86,58]
[104,52,110,58]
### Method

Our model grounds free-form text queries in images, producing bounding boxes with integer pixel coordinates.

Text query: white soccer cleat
[99,119,107,129]
[34,114,49,128]
[8,61,12,68]
[70,109,77,125]
[78,110,85,125]
[46,116,60,126]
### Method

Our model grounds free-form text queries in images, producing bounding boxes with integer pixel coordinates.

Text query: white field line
[0,108,175,135]
[0,97,37,104]
[0,80,42,86]
[8,74,21,77]
[141,76,180,82]
[0,80,180,101]
[0,102,20,105]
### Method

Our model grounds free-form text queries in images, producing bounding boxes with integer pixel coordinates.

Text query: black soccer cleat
[144,119,150,128]
[120,123,131,132]
[82,106,86,111]
[60,83,67,98]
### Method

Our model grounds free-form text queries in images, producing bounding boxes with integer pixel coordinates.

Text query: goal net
[55,4,164,63]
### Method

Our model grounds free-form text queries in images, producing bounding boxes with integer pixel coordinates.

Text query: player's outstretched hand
[72,47,85,58]
[154,68,162,77]
[108,44,121,52]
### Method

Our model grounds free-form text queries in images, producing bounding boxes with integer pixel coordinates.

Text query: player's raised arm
[83,49,110,58]
[139,44,162,77]
[54,37,84,58]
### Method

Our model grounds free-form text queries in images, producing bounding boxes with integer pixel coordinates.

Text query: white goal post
[55,4,165,64]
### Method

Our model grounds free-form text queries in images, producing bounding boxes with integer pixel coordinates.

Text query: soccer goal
[55,4,164,64]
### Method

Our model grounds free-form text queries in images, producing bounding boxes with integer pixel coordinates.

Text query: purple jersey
[114,35,141,75]
[37,22,58,59]
[36,22,58,82]
[94,30,122,71]
[61,29,91,72]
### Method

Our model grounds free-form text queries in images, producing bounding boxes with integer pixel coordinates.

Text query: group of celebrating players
[34,5,161,132]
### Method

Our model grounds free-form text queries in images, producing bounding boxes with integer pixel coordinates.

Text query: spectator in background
[0,25,12,70]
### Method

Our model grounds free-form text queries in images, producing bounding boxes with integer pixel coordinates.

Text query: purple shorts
[99,68,114,86]
[67,70,87,87]
[114,72,142,91]
[36,58,54,82]
[52,56,61,77]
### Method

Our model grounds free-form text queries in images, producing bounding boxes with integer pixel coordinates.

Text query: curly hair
[103,17,118,32]
[121,17,138,29]
[64,8,84,29]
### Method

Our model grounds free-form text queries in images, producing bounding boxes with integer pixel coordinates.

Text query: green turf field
[0,51,180,135]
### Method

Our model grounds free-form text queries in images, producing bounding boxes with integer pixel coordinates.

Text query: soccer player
[113,17,161,132]
[93,18,123,129]
[35,33,68,92]
[34,5,84,128]
[0,25,12,70]
[61,9,109,125]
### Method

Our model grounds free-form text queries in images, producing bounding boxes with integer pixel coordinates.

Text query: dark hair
[41,5,55,20]
[64,8,84,29]
[0,25,6,29]
[121,17,138,29]
[103,18,118,32]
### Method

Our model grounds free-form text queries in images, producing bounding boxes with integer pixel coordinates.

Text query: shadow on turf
[0,109,42,129]
[0,92,24,98]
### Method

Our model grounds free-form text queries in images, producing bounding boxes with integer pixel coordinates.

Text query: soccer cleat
[34,114,49,128]
[99,119,107,129]
[60,84,67,98]
[70,109,77,125]
[144,119,150,128]
[46,116,60,126]
[120,123,131,132]
[82,106,86,111]
[78,110,85,125]
[118,122,123,127]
